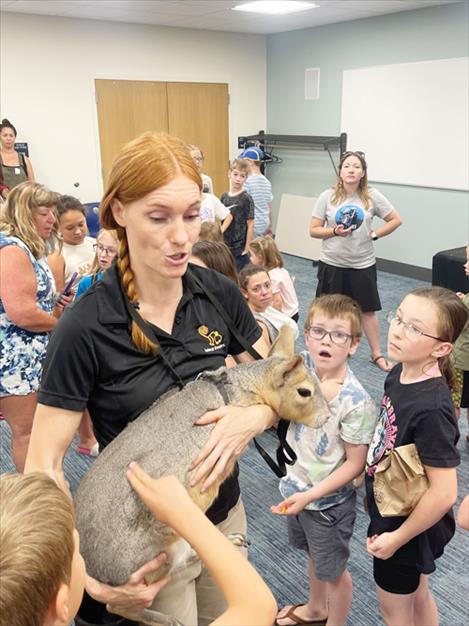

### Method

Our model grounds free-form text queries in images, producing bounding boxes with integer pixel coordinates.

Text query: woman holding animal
[25,133,282,626]
[310,151,402,372]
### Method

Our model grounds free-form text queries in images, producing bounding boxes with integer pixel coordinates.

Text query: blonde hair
[100,132,202,355]
[249,236,284,270]
[0,182,60,258]
[0,473,75,626]
[330,152,371,210]
[305,294,363,338]
[229,158,249,173]
[89,228,119,275]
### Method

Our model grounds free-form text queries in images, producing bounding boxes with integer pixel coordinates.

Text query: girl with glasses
[75,229,118,299]
[365,287,467,626]
[310,151,402,372]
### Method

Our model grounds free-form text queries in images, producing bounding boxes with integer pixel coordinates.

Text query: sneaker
[77,442,99,457]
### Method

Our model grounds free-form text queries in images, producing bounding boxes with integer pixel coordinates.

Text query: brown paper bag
[373,443,429,517]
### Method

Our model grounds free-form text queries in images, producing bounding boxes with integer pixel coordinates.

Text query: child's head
[304,294,362,371]
[190,240,238,285]
[198,220,223,242]
[188,144,205,173]
[91,228,118,273]
[249,236,283,271]
[239,264,273,312]
[239,147,263,173]
[0,473,85,626]
[228,159,249,191]
[387,287,468,389]
[57,195,88,246]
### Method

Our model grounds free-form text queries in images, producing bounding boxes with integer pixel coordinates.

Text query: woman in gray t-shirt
[310,151,402,372]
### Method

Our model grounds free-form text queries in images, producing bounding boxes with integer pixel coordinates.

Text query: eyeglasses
[193,155,204,162]
[306,326,353,345]
[93,243,117,257]
[386,311,444,341]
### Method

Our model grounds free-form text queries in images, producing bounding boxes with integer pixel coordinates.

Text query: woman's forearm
[310,225,336,240]
[7,305,58,332]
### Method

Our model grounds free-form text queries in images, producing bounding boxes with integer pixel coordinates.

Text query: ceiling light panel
[232,1,319,15]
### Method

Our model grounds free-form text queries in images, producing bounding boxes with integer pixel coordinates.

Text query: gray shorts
[287,492,357,582]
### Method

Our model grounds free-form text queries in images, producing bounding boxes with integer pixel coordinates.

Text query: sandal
[275,604,328,626]
[370,355,393,372]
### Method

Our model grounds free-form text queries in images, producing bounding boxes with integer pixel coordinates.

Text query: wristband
[333,226,338,236]
[371,230,378,241]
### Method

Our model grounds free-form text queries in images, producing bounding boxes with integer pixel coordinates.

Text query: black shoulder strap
[188,268,297,477]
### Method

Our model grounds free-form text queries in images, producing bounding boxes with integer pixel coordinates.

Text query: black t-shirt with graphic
[220,191,254,254]
[365,364,460,573]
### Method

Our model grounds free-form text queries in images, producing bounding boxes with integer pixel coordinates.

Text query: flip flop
[370,355,392,372]
[275,604,328,626]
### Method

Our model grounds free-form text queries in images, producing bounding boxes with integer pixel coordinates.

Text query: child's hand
[366,532,401,560]
[126,463,193,527]
[271,491,311,516]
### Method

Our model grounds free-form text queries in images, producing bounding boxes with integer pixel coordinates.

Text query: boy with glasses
[271,294,376,626]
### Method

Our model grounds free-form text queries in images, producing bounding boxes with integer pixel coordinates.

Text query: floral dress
[0,234,56,396]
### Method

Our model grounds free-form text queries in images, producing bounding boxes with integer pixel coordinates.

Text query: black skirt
[316,261,381,313]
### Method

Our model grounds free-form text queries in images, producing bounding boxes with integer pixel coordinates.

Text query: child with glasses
[310,151,402,372]
[75,228,119,299]
[365,287,467,626]
[271,294,376,626]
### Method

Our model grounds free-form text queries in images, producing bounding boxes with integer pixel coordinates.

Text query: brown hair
[191,240,239,285]
[0,473,75,626]
[305,294,363,338]
[199,220,223,242]
[100,132,202,355]
[238,264,269,292]
[249,236,284,270]
[407,286,468,391]
[0,181,60,258]
[331,151,371,210]
[57,194,86,220]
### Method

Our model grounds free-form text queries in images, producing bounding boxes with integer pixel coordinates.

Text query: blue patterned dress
[0,234,56,396]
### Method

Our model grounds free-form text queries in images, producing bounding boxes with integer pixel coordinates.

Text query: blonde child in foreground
[271,294,376,626]
[0,470,276,626]
[365,287,468,626]
[249,236,299,321]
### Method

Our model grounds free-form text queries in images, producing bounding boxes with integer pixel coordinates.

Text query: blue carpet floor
[1,254,468,625]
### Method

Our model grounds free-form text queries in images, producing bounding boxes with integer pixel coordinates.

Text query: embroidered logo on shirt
[198,325,224,352]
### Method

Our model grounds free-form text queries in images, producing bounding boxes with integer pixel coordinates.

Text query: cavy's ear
[273,354,304,387]
[269,325,295,359]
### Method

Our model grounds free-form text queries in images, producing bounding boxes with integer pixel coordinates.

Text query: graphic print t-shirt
[311,188,393,269]
[220,191,254,254]
[365,365,460,570]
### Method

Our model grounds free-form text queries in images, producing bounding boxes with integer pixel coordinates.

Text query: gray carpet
[1,254,468,625]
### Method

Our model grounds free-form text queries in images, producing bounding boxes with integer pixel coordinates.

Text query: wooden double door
[95,79,229,195]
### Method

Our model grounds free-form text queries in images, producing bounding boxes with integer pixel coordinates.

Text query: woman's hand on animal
[366,532,401,560]
[127,462,193,528]
[271,491,311,516]
[85,553,170,610]
[190,404,276,492]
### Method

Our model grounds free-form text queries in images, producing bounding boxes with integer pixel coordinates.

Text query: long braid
[117,229,158,355]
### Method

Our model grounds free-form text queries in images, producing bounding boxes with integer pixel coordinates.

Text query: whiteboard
[275,193,322,261]
[341,57,469,191]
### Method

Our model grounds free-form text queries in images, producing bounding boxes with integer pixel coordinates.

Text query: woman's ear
[111,199,126,228]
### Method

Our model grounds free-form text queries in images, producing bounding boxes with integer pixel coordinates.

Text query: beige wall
[1,13,266,201]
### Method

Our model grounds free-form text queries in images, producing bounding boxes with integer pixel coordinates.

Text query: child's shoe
[77,442,99,457]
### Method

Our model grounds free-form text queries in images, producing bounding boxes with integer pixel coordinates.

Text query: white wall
[0,13,266,202]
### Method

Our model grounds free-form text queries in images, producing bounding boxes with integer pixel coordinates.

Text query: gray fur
[74,330,329,608]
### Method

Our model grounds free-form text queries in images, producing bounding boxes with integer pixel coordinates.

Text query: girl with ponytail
[25,133,273,626]
[364,286,467,625]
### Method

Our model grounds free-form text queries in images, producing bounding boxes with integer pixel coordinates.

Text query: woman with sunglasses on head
[25,133,274,626]
[310,151,402,372]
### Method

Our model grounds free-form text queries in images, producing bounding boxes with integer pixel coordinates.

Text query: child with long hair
[249,236,299,322]
[75,228,118,298]
[365,286,468,626]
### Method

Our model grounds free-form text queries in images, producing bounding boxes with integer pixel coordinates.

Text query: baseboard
[376,258,431,282]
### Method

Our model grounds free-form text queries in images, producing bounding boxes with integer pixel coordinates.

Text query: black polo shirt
[39,263,261,524]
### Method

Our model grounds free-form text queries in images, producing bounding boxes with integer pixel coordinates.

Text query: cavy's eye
[297,387,312,398]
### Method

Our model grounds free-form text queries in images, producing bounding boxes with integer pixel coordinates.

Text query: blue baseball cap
[239,147,264,161]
